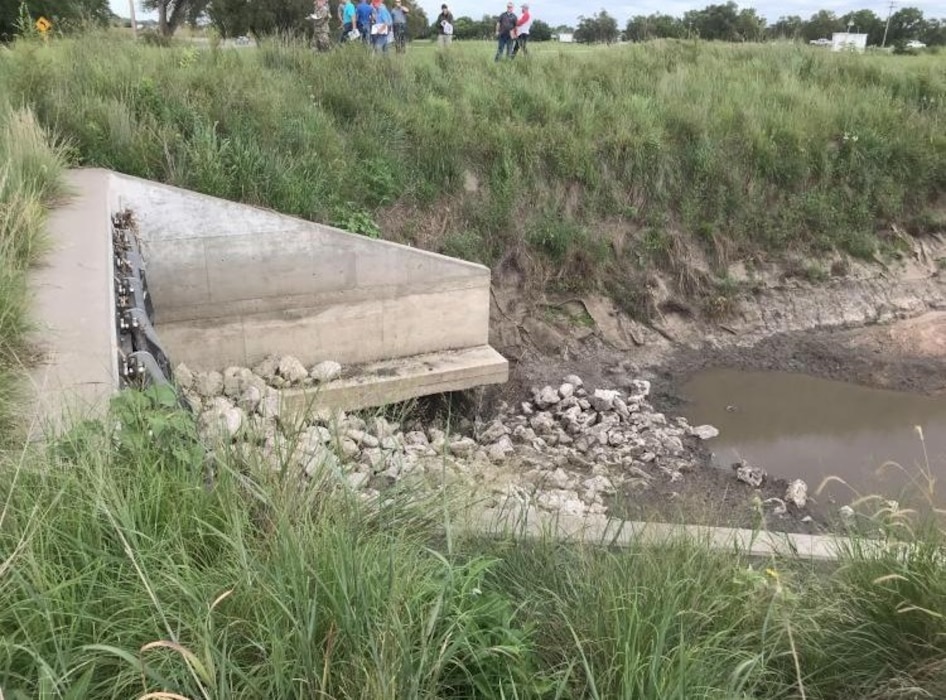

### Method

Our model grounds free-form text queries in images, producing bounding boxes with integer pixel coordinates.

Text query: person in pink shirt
[512,3,532,57]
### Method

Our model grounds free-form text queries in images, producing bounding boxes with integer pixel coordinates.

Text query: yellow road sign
[35,17,51,33]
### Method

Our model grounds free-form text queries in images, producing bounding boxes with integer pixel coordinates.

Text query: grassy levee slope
[2,38,946,698]
[2,37,945,307]
[0,99,65,437]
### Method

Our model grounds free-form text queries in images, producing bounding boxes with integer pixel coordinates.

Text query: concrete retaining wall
[108,173,492,370]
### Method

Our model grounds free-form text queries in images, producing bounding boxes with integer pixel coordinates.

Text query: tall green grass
[2,388,946,698]
[0,35,943,303]
[0,99,66,437]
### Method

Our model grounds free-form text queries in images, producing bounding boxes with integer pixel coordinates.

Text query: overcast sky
[109,1,945,29]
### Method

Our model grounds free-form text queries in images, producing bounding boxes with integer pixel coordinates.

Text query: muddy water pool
[680,369,946,506]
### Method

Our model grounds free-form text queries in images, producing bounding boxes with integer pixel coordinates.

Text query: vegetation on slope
[1,36,944,313]
[0,98,65,435]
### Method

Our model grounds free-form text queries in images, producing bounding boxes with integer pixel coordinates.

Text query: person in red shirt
[512,3,532,57]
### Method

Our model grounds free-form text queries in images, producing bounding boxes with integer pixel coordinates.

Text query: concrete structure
[28,171,119,436]
[832,32,868,52]
[28,169,507,431]
[470,506,868,562]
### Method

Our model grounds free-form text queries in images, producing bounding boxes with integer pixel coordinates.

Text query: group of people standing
[494,2,532,61]
[308,0,534,60]
[310,0,411,54]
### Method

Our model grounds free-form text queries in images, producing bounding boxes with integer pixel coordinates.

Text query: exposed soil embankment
[488,234,946,531]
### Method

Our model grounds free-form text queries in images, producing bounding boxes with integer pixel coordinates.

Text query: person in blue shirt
[355,0,374,43]
[370,0,393,53]
[339,0,356,42]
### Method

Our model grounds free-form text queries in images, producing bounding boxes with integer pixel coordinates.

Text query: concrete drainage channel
[28,168,854,561]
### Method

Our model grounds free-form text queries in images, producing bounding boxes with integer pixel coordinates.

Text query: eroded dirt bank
[489,233,946,531]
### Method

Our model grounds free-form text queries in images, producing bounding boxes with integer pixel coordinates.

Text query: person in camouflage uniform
[310,0,332,52]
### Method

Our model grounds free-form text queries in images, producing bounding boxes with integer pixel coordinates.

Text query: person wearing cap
[512,3,532,57]
[391,0,410,53]
[494,2,517,61]
[436,4,454,47]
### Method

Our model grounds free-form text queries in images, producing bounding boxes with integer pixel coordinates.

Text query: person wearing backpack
[494,2,517,61]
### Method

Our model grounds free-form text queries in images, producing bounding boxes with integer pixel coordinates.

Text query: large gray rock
[310,360,342,383]
[253,355,279,382]
[277,355,309,384]
[198,397,244,440]
[563,374,584,388]
[478,419,509,444]
[785,479,808,508]
[558,382,575,399]
[590,389,619,412]
[237,384,262,414]
[223,366,255,398]
[691,424,720,440]
[194,371,224,398]
[628,379,651,401]
[733,461,765,488]
[534,385,561,409]
[175,363,195,392]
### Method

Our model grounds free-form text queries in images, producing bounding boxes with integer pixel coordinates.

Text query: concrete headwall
[108,172,492,370]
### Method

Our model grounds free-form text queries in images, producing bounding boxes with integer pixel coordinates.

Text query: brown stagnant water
[680,369,946,505]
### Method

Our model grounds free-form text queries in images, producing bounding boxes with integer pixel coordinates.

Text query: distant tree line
[2,0,943,47]
[621,2,945,46]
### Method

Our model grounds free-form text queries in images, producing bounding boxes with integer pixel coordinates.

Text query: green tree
[886,7,928,45]
[683,2,741,41]
[624,14,684,41]
[802,10,843,41]
[574,10,618,44]
[735,7,765,41]
[768,15,803,40]
[920,17,946,45]
[530,18,551,41]
[144,0,209,36]
[840,9,883,45]
[0,0,109,40]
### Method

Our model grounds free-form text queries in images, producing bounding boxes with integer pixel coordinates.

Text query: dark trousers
[340,21,354,42]
[495,33,513,61]
[512,33,528,56]
[393,23,408,52]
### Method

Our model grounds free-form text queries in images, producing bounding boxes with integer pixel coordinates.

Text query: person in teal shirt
[339,0,356,42]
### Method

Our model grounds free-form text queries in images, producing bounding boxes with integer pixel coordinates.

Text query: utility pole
[128,0,139,38]
[881,1,895,47]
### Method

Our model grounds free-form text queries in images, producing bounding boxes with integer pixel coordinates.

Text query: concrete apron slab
[280,345,508,414]
[26,170,119,439]
[466,506,862,561]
